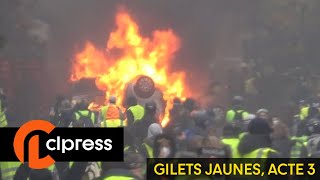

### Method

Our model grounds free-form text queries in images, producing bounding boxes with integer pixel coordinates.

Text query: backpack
[73,111,94,127]
[232,110,247,132]
[234,110,244,121]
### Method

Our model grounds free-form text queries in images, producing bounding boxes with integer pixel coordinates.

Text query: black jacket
[238,133,279,158]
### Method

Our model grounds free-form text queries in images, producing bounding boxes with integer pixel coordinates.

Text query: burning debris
[70,10,189,127]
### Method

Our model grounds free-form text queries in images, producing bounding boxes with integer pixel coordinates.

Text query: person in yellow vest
[72,100,95,127]
[299,100,309,121]
[0,89,8,127]
[125,96,145,128]
[297,100,320,136]
[221,124,241,158]
[0,162,21,180]
[238,118,279,158]
[100,95,125,128]
[226,96,250,131]
[140,123,163,158]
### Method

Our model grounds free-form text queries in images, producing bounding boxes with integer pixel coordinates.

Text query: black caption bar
[147,158,320,180]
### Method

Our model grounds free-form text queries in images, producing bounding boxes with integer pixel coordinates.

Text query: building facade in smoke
[0,0,52,123]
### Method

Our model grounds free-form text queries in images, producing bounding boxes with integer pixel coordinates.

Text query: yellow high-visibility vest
[100,119,124,128]
[222,138,241,158]
[0,162,21,180]
[75,110,95,125]
[241,148,276,158]
[128,105,145,122]
[300,106,309,121]
[103,176,135,180]
[226,109,249,123]
[0,99,8,127]
[142,143,154,158]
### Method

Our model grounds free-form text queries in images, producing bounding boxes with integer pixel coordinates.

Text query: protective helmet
[306,118,320,135]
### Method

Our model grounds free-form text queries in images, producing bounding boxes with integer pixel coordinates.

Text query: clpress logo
[0,120,123,169]
[13,120,55,169]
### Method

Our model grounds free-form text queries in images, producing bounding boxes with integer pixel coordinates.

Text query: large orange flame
[70,10,188,127]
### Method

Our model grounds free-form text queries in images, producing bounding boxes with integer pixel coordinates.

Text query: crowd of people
[1,90,320,180]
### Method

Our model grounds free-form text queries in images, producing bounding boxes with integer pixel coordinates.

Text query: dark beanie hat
[247,118,272,135]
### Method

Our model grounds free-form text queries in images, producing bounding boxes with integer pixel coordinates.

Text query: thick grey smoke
[36,0,253,91]
[0,0,256,120]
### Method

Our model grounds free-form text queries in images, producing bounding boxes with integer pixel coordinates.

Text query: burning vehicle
[71,75,166,117]
[69,10,189,127]
[123,75,165,117]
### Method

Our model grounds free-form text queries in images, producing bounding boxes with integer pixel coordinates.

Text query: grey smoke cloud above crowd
[1,0,253,93]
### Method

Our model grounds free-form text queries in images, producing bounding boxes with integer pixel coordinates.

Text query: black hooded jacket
[238,133,279,158]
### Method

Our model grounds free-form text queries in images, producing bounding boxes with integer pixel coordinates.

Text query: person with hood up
[237,118,279,158]
[140,123,163,158]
